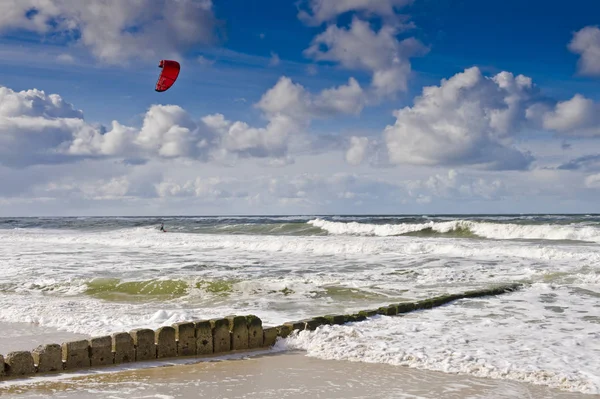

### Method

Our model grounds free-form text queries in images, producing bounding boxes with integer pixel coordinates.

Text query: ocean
[1,214,599,395]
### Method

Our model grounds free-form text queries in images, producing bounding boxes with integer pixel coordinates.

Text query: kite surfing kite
[155,60,180,92]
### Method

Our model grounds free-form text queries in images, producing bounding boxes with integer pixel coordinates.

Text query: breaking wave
[308,219,600,242]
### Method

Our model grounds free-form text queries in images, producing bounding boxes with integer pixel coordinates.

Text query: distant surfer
[159,223,166,232]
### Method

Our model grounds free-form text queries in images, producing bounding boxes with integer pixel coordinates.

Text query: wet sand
[1,350,597,399]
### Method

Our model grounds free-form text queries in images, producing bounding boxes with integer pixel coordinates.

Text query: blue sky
[0,0,599,215]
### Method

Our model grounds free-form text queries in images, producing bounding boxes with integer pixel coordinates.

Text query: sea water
[1,215,599,394]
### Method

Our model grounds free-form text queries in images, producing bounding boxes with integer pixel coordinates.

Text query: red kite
[155,60,180,92]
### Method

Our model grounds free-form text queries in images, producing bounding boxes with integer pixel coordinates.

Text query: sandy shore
[0,349,597,399]
[0,322,596,398]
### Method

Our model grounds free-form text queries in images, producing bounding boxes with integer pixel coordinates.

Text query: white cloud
[541,94,600,137]
[304,18,427,96]
[68,120,137,157]
[383,67,537,170]
[0,84,285,166]
[72,100,298,162]
[0,0,217,64]
[585,173,600,189]
[200,76,365,159]
[0,74,369,168]
[568,26,600,77]
[216,117,292,158]
[255,77,311,119]
[345,136,369,165]
[313,77,366,115]
[300,0,423,99]
[0,87,82,119]
[201,113,231,134]
[0,86,86,167]
[298,0,414,26]
[256,75,366,119]
[134,105,204,158]
[66,104,216,160]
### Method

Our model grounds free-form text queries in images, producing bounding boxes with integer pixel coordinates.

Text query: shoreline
[1,351,596,398]
[1,304,598,398]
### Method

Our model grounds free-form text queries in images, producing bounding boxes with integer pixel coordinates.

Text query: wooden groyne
[0,283,522,380]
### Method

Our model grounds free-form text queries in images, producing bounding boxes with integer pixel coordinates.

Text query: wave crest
[309,219,600,242]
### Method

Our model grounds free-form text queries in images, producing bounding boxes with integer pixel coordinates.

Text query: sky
[1,0,600,216]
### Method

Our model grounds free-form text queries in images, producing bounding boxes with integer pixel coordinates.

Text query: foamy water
[279,284,600,394]
[1,215,599,394]
[310,218,600,242]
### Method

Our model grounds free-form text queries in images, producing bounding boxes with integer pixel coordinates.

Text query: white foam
[309,218,600,242]
[309,218,460,236]
[1,228,599,335]
[278,284,600,395]
[4,227,600,264]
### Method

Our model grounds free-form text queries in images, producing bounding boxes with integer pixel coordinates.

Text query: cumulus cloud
[568,26,600,77]
[305,18,427,96]
[200,76,366,159]
[0,83,290,166]
[298,0,414,26]
[0,86,86,167]
[209,116,292,159]
[65,104,218,160]
[68,99,302,163]
[256,76,365,118]
[135,105,206,158]
[0,0,217,64]
[0,71,369,168]
[0,87,82,119]
[383,67,537,170]
[541,94,600,137]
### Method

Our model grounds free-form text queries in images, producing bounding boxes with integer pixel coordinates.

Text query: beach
[1,215,599,396]
[2,350,597,399]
